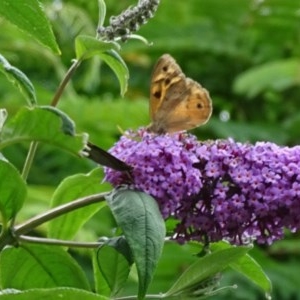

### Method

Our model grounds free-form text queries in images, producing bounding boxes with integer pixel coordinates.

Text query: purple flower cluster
[105,129,202,217]
[105,129,300,245]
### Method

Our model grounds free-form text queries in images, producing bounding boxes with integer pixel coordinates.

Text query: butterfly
[147,54,212,134]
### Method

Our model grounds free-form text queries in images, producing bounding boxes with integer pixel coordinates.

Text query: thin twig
[20,60,81,184]
[18,235,103,248]
[21,141,39,180]
[50,59,81,107]
[14,191,109,236]
[114,294,164,300]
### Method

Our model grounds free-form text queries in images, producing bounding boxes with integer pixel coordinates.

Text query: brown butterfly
[147,54,212,134]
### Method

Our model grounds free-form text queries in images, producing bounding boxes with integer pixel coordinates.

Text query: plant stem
[114,295,164,300]
[18,235,103,248]
[17,141,39,228]
[50,59,81,107]
[14,191,109,236]
[21,59,81,181]
[21,141,38,180]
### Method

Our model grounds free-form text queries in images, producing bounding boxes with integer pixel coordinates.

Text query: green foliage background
[1,0,300,299]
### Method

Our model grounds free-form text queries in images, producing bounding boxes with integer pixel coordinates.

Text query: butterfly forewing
[150,54,182,120]
[149,54,212,134]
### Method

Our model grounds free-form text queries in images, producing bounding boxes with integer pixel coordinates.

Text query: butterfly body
[148,54,212,134]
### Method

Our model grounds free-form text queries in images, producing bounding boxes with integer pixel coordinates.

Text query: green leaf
[0,244,90,290]
[0,106,88,156]
[211,241,272,294]
[0,288,108,300]
[233,59,300,98]
[39,106,77,136]
[98,50,129,97]
[0,158,27,222]
[93,250,111,297]
[165,245,251,297]
[231,253,272,295]
[75,35,120,61]
[74,38,128,95]
[106,189,166,299]
[96,237,133,296]
[0,54,37,106]
[0,0,60,54]
[48,168,109,240]
[74,35,128,96]
[127,34,153,45]
[97,0,107,28]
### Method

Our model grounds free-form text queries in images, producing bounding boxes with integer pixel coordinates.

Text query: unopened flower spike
[97,0,160,42]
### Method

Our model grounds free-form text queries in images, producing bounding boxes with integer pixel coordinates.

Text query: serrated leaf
[0,158,27,221]
[0,0,60,54]
[48,168,109,240]
[0,244,90,290]
[0,54,36,105]
[0,287,108,300]
[106,189,166,299]
[75,35,120,61]
[96,237,133,296]
[97,0,107,28]
[211,241,272,294]
[0,106,88,156]
[97,50,129,96]
[165,245,251,297]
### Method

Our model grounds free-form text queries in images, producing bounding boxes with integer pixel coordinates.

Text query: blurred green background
[1,0,300,299]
